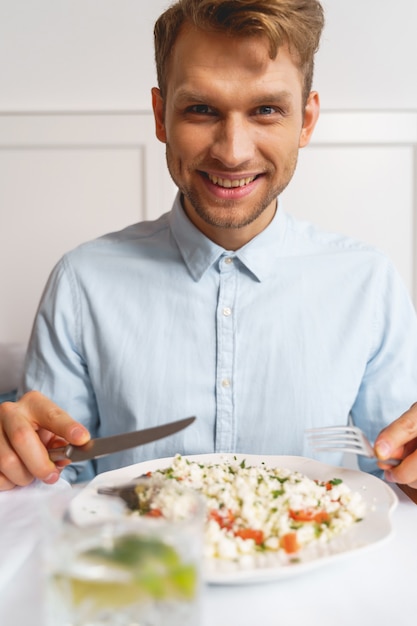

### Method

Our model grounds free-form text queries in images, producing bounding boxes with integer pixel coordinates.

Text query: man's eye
[257,106,277,116]
[188,104,214,115]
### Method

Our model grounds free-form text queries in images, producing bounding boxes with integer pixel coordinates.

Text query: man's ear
[151,87,167,143]
[299,91,320,148]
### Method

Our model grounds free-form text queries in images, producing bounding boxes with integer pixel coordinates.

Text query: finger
[17,390,90,445]
[0,401,50,486]
[0,424,49,487]
[0,472,27,491]
[0,422,61,486]
[382,448,417,488]
[374,402,417,460]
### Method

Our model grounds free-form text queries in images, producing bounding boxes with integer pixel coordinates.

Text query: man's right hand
[0,390,90,490]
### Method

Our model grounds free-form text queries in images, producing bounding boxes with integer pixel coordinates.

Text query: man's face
[152,25,319,248]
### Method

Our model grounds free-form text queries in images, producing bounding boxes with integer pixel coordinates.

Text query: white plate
[70,454,398,585]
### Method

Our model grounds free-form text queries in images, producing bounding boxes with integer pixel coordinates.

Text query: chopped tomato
[209,508,235,529]
[146,508,163,517]
[280,532,300,554]
[314,480,334,491]
[234,528,264,545]
[289,509,330,524]
[313,511,330,524]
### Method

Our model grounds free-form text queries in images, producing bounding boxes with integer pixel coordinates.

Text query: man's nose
[209,115,255,167]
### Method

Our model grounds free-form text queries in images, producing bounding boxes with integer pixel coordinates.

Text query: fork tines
[305,425,374,457]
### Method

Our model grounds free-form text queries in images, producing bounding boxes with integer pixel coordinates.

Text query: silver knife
[48,416,196,463]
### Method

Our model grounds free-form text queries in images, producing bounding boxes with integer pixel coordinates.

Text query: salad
[130,454,366,568]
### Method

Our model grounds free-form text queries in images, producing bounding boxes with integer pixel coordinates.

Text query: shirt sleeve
[19,255,99,482]
[351,257,417,474]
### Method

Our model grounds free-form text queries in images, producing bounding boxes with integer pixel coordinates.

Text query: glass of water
[44,478,204,626]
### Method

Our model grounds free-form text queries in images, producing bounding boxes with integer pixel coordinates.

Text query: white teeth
[208,174,256,188]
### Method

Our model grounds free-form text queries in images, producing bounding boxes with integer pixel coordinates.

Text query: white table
[203,485,417,626]
[0,482,415,626]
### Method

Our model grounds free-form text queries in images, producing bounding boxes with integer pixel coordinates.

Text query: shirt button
[223,307,232,317]
[224,257,233,265]
[222,378,231,388]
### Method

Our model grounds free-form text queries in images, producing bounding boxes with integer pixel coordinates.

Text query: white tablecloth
[0,481,415,626]
[0,479,71,625]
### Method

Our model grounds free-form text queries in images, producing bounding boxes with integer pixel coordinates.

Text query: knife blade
[48,416,196,463]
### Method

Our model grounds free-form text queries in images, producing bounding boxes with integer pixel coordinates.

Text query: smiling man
[152,34,319,249]
[1,0,417,491]
[152,3,320,249]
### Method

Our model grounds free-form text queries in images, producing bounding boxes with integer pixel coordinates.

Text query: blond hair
[154,0,325,104]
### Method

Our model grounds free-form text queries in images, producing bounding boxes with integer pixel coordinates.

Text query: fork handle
[378,458,401,467]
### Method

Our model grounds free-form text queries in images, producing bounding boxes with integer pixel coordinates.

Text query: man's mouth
[207,173,257,189]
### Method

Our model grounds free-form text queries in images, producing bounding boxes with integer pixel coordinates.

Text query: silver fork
[305,425,400,466]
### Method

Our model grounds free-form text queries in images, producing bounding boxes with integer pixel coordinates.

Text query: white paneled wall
[282,112,417,298]
[0,113,175,343]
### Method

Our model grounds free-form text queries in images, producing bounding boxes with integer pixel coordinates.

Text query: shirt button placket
[215,255,236,452]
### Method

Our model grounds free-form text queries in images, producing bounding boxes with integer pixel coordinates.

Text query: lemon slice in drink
[65,534,197,609]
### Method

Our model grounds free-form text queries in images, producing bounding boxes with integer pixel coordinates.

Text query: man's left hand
[374,402,417,488]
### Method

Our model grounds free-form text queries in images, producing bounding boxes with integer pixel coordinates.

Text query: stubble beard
[166,147,298,230]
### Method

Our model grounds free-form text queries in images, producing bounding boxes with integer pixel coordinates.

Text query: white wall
[0,0,165,112]
[1,0,416,346]
[317,0,417,110]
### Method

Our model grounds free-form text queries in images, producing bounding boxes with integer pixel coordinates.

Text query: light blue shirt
[22,194,417,482]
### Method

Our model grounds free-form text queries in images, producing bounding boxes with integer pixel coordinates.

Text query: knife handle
[48,445,73,462]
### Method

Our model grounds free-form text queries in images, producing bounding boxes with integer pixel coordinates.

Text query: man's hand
[374,402,417,488]
[0,390,90,490]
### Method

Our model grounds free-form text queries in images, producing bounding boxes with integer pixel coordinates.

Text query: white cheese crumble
[132,455,366,568]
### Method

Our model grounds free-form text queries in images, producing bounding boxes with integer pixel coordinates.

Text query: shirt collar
[169,192,288,282]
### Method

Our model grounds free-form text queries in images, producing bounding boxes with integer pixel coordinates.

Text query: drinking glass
[44,478,204,626]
